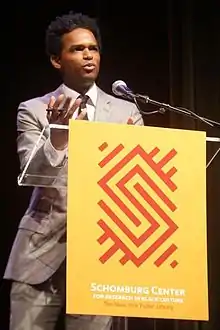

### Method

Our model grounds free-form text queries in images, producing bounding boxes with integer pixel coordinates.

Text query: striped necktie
[78,95,89,120]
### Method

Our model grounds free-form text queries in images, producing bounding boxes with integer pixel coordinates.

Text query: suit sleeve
[17,103,67,184]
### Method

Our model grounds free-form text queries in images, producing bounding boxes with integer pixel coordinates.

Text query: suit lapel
[94,88,111,122]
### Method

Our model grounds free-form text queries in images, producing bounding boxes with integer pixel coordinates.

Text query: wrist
[50,138,68,151]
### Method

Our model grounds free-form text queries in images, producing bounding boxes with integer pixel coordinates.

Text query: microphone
[112,80,149,104]
[111,80,164,116]
[112,80,135,98]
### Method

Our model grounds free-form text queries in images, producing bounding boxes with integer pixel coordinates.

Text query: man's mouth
[83,64,96,74]
[83,63,95,69]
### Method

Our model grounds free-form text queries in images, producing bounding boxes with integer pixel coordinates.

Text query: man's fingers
[47,96,56,123]
[53,94,65,109]
[48,94,64,109]
[47,95,89,124]
[76,109,87,120]
[48,95,56,109]
[64,98,82,119]
[59,96,72,118]
[47,94,65,121]
[127,117,134,125]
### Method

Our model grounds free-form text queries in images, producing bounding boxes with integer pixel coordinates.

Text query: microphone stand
[133,93,220,128]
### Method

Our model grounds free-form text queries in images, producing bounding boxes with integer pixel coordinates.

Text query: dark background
[1,1,220,329]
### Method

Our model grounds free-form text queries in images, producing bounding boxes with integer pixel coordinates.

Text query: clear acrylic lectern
[17,123,220,188]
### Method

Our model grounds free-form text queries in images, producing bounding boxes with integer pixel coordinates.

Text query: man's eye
[69,45,99,52]
[69,46,84,52]
[89,46,99,51]
[74,46,84,51]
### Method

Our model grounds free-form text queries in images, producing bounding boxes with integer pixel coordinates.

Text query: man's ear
[50,55,61,69]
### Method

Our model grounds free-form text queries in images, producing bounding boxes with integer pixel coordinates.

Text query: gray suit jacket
[4,84,144,284]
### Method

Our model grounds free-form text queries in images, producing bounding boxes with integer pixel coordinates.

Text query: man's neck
[63,80,94,95]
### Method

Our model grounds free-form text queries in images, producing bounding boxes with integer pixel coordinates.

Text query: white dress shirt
[62,83,97,121]
[44,83,98,167]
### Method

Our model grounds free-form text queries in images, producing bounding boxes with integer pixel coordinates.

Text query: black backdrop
[1,1,220,329]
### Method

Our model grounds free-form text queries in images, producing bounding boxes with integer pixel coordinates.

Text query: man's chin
[83,71,97,78]
[81,73,98,83]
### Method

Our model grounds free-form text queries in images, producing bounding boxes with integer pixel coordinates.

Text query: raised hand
[46,94,86,150]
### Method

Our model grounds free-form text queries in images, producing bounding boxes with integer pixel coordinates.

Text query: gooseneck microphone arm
[135,93,216,127]
[112,80,220,129]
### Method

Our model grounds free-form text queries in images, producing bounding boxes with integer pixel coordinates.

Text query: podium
[17,121,220,323]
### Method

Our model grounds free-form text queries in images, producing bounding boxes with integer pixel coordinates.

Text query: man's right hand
[47,94,86,150]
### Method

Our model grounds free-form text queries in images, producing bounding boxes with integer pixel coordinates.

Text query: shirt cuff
[44,138,67,167]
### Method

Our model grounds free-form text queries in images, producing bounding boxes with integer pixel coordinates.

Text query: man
[4,11,144,330]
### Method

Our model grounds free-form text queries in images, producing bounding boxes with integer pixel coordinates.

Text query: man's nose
[83,49,93,59]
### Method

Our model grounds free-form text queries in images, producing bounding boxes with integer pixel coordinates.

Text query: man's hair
[45,12,101,56]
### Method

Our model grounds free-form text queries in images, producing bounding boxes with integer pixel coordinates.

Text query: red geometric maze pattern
[97,143,179,268]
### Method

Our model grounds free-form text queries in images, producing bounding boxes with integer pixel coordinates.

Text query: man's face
[53,28,100,88]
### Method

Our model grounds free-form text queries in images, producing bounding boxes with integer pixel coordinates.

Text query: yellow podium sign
[66,121,208,321]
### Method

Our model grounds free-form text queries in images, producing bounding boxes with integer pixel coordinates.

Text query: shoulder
[97,87,137,110]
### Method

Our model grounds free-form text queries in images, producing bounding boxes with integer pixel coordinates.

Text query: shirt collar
[62,83,98,106]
